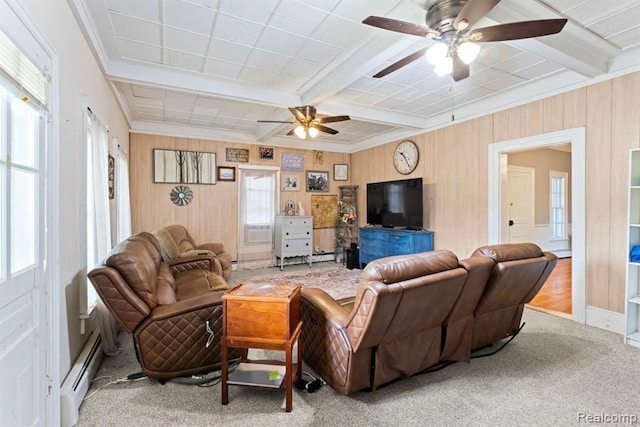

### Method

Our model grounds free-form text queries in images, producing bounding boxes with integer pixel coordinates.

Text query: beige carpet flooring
[78,262,640,426]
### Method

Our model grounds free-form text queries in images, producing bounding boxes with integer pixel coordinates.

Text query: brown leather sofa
[301,250,494,394]
[88,231,240,379]
[470,243,558,350]
[152,224,233,280]
[301,243,556,394]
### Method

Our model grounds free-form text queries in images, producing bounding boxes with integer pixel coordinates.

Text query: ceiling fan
[257,105,350,139]
[363,0,568,81]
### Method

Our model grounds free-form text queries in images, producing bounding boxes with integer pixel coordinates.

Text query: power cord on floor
[471,323,525,359]
[83,372,147,401]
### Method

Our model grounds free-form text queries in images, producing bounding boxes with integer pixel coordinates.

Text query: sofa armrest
[166,254,223,276]
[302,288,351,327]
[150,291,225,321]
[195,242,224,255]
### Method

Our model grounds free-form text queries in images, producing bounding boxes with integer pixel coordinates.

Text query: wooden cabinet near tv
[359,227,434,269]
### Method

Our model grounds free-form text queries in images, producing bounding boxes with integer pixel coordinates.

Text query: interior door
[0,93,47,426]
[507,165,535,243]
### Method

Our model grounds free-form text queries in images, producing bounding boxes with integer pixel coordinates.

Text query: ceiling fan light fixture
[308,126,319,138]
[434,56,453,76]
[426,42,448,65]
[458,41,481,64]
[294,125,307,139]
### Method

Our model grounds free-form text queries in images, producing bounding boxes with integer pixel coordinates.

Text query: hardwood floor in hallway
[528,257,572,315]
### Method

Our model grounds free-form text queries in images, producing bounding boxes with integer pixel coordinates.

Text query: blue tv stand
[359,227,434,269]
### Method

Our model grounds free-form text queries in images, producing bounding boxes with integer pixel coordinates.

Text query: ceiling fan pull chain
[450,84,455,122]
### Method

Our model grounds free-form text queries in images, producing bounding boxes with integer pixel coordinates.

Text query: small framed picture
[217,166,236,182]
[258,146,274,160]
[108,154,115,199]
[334,164,348,181]
[282,175,300,191]
[306,170,329,192]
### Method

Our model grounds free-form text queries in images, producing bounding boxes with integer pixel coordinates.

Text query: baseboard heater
[60,330,103,426]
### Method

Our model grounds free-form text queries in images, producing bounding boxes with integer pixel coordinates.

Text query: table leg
[221,337,228,405]
[285,343,293,412]
[296,335,302,384]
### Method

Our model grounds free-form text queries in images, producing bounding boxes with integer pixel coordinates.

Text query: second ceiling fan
[363,0,568,81]
[257,105,350,139]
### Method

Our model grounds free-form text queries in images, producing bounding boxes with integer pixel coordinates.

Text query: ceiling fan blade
[286,128,296,136]
[314,124,339,135]
[317,115,350,124]
[454,0,500,31]
[289,107,306,122]
[373,47,428,78]
[362,16,439,38]
[257,120,295,123]
[452,52,470,82]
[469,19,568,42]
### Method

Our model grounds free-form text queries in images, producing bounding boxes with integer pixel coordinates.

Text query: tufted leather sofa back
[470,243,558,349]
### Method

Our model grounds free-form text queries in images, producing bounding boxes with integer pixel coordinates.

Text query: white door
[507,165,535,243]
[0,9,48,424]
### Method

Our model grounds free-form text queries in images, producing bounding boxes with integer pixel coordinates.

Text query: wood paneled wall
[130,134,351,258]
[351,71,640,314]
[130,72,640,314]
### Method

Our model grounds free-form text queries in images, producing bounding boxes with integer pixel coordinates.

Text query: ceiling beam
[486,0,619,78]
[106,61,302,108]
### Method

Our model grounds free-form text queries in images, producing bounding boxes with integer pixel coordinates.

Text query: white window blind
[0,29,48,109]
[550,171,568,240]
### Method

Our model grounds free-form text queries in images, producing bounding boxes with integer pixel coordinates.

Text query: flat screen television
[366,178,423,229]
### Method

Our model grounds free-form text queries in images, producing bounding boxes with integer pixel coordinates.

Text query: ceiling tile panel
[607,27,640,49]
[513,61,563,80]
[118,39,163,63]
[269,0,330,37]
[212,14,265,46]
[105,0,161,22]
[284,57,324,79]
[296,39,344,63]
[218,0,279,25]
[310,14,368,49]
[244,50,290,73]
[164,0,216,35]
[165,49,206,71]
[109,13,161,46]
[272,73,310,91]
[354,92,386,105]
[207,40,252,64]
[493,53,543,74]
[255,27,308,57]
[202,59,243,79]
[481,74,528,91]
[238,67,280,84]
[130,85,165,99]
[164,27,211,56]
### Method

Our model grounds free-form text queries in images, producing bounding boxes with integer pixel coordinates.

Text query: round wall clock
[393,140,419,175]
[170,185,193,206]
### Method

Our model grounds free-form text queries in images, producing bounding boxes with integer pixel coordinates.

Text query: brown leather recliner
[301,250,488,395]
[152,224,233,280]
[88,231,241,379]
[470,243,558,350]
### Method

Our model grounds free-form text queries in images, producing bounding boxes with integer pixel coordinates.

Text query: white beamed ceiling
[70,0,640,152]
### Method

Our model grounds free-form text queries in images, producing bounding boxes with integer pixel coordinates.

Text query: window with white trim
[550,170,568,240]
[81,108,111,329]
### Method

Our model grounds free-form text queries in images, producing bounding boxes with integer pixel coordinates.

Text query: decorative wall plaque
[281,152,304,172]
[225,147,249,163]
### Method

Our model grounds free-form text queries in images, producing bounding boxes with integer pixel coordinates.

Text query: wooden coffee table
[221,283,302,412]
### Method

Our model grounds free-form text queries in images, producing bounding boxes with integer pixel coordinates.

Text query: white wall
[21,0,130,382]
